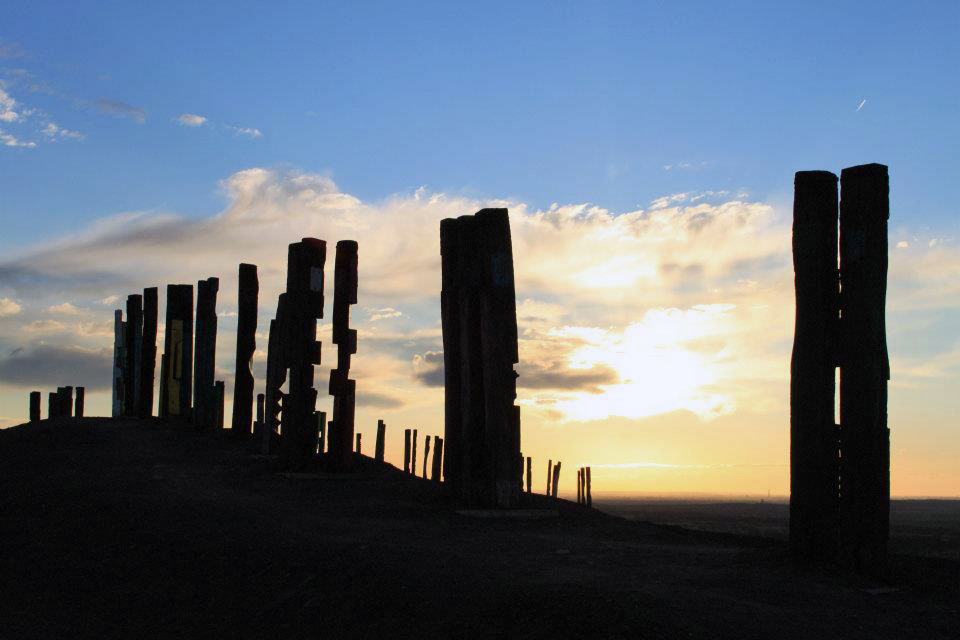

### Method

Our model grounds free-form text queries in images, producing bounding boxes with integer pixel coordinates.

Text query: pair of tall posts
[791,163,890,574]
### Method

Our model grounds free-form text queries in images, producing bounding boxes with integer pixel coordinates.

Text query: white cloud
[48,302,82,315]
[0,129,35,148]
[233,127,262,138]
[369,307,402,322]
[42,122,85,141]
[896,240,910,249]
[0,87,21,122]
[0,298,22,316]
[176,113,207,127]
[101,295,119,305]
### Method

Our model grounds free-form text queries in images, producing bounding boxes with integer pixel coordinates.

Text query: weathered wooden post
[546,460,553,496]
[231,264,259,437]
[62,386,73,418]
[440,209,521,507]
[214,380,225,429]
[432,437,444,482]
[328,240,358,472]
[29,392,40,422]
[253,393,266,449]
[790,170,840,561]
[375,419,386,462]
[839,163,890,574]
[586,467,592,507]
[194,277,219,429]
[262,319,283,453]
[140,287,158,418]
[526,457,532,494]
[124,294,142,416]
[552,461,561,498]
[112,309,126,417]
[411,429,418,476]
[160,284,194,420]
[75,387,84,418]
[356,433,362,455]
[404,428,411,473]
[277,239,326,471]
[317,411,327,454]
[423,436,431,479]
[48,392,57,419]
[577,469,582,505]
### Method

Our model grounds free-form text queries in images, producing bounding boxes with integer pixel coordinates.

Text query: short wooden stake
[423,435,431,479]
[356,432,362,455]
[586,466,592,507]
[526,457,532,493]
[432,436,443,482]
[403,428,411,473]
[547,459,553,496]
[29,391,41,422]
[375,419,386,462]
[412,429,418,476]
[552,461,561,498]
[75,387,85,418]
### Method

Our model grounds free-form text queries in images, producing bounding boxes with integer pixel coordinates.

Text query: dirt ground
[1,418,957,639]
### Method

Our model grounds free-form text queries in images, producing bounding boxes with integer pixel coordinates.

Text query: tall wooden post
[277,239,326,471]
[526,457,531,493]
[29,392,40,422]
[839,163,890,574]
[586,467,592,507]
[328,241,358,472]
[552,461,561,498]
[432,437,444,482]
[790,170,840,561]
[161,284,194,419]
[262,319,283,453]
[140,287,158,418]
[75,387,84,418]
[355,433,362,455]
[194,277,219,429]
[375,419,386,462]
[231,263,259,436]
[48,392,57,419]
[112,309,126,417]
[62,387,73,418]
[411,429,418,476]
[125,294,142,416]
[404,428,411,473]
[214,381,225,429]
[577,469,582,504]
[423,436,431,479]
[440,209,521,507]
[547,460,553,496]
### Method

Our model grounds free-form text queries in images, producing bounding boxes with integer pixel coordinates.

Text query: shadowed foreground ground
[1,418,957,639]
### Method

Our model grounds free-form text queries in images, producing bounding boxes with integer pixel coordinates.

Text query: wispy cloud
[0,40,26,60]
[856,98,867,112]
[232,126,262,138]
[176,113,207,127]
[97,98,146,123]
[0,298,22,316]
[0,129,35,148]
[48,302,82,315]
[369,307,402,322]
[0,86,22,122]
[42,122,85,141]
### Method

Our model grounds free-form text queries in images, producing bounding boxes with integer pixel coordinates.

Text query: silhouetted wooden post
[423,436,431,479]
[356,433,362,455]
[160,284,194,419]
[432,437,444,482]
[328,241,358,472]
[75,387,84,418]
[158,354,168,419]
[62,386,73,418]
[231,264,258,436]
[577,469,582,504]
[48,392,56,419]
[317,411,327,454]
[839,163,890,574]
[586,467,592,507]
[546,460,553,496]
[440,209,521,507]
[262,319,283,453]
[125,294,142,416]
[140,287,158,418]
[278,239,326,471]
[375,419,386,462]
[112,309,125,417]
[526,457,531,493]
[552,461,561,498]
[411,429,418,476]
[790,170,840,561]
[29,392,40,422]
[194,277,219,429]
[404,428,411,473]
[581,467,587,505]
[214,381,225,429]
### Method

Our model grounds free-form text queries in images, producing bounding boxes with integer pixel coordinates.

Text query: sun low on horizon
[2,2,959,500]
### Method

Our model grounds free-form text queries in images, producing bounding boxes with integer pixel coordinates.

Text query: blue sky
[1,2,959,495]
[2,1,958,250]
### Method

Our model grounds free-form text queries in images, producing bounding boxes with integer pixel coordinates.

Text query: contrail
[857,99,867,112]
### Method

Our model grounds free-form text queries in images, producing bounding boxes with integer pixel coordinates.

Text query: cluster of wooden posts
[401,428,445,481]
[28,386,84,422]
[790,162,891,576]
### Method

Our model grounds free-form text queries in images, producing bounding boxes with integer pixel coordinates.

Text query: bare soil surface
[1,418,957,639]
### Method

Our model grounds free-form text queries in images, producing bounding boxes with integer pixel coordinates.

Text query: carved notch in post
[231,264,259,436]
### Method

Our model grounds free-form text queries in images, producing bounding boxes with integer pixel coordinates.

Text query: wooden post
[161,284,194,420]
[586,467,592,507]
[112,309,126,417]
[440,218,464,499]
[194,277,219,429]
[546,460,553,496]
[790,170,840,561]
[316,411,327,454]
[526,457,531,493]
[48,392,57,419]
[231,264,259,436]
[63,386,73,418]
[423,436,431,479]
[432,436,444,482]
[326,240,358,472]
[577,469,582,504]
[403,428,411,473]
[552,461,562,498]
[214,381,225,429]
[839,163,890,574]
[356,432,362,455]
[125,294,142,416]
[375,419,386,462]
[411,429,418,476]
[139,287,158,418]
[29,392,40,422]
[75,387,85,418]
